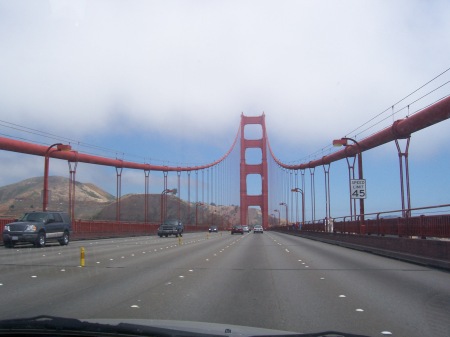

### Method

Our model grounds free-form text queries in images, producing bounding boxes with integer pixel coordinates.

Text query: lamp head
[332,138,348,147]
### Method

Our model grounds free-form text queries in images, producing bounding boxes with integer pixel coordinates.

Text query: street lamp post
[160,188,177,224]
[279,202,288,226]
[195,202,204,226]
[43,143,72,211]
[333,137,365,234]
[274,209,280,226]
[291,187,304,229]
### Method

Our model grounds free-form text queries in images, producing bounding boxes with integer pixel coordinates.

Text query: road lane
[265,232,450,336]
[0,231,448,337]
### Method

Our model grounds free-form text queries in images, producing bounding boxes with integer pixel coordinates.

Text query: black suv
[157,219,184,238]
[3,211,72,248]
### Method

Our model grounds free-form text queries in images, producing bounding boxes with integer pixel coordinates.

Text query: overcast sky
[1,0,449,217]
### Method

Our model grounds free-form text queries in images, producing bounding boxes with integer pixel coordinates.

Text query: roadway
[0,231,449,336]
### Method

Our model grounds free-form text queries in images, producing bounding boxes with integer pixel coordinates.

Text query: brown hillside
[93,194,245,227]
[0,176,262,225]
[0,176,115,219]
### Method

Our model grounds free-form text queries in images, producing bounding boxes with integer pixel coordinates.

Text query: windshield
[19,213,47,223]
[1,1,449,337]
[164,220,180,226]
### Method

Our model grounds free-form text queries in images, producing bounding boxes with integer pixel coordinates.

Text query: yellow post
[80,247,85,267]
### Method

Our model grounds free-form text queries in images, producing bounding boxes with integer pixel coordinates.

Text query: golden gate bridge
[0,95,450,268]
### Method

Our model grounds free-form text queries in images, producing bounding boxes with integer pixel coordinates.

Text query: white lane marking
[285,249,290,253]
[381,331,392,335]
[179,275,184,278]
[130,305,139,308]
[339,295,346,298]
[356,309,364,312]
[60,269,65,272]
[320,277,325,280]
[31,275,37,278]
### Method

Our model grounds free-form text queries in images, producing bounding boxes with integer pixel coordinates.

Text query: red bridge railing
[300,204,450,239]
[0,218,210,242]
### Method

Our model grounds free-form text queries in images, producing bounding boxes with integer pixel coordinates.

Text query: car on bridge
[231,225,244,235]
[209,225,218,233]
[158,219,184,237]
[253,225,264,233]
[2,211,72,248]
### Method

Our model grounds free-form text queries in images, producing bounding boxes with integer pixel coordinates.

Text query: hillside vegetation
[0,176,261,226]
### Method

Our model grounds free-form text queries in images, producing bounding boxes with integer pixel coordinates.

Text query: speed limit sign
[350,179,366,199]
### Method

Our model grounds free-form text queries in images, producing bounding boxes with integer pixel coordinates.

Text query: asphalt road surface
[0,231,449,336]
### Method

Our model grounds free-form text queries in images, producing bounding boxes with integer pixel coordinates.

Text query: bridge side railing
[0,218,210,242]
[296,204,450,239]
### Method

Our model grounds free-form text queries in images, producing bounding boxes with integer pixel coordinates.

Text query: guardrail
[71,220,160,239]
[288,204,450,239]
[0,218,211,242]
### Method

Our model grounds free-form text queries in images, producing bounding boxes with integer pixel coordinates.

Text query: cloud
[0,0,449,166]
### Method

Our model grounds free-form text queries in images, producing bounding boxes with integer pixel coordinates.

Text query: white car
[253,225,263,234]
[242,225,250,233]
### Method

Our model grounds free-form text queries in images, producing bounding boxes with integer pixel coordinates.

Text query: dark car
[158,219,184,237]
[231,225,244,235]
[209,225,218,233]
[3,211,72,248]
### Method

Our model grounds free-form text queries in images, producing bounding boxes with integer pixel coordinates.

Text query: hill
[0,176,262,226]
[91,194,262,227]
[0,176,115,219]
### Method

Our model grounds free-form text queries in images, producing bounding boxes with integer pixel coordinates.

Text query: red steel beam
[271,95,450,169]
[0,127,240,172]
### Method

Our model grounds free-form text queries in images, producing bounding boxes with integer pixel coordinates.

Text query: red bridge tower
[240,114,269,228]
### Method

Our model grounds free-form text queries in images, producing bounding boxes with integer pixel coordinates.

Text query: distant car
[158,219,184,237]
[231,225,244,235]
[3,211,72,248]
[242,225,250,233]
[209,226,218,233]
[253,225,264,234]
